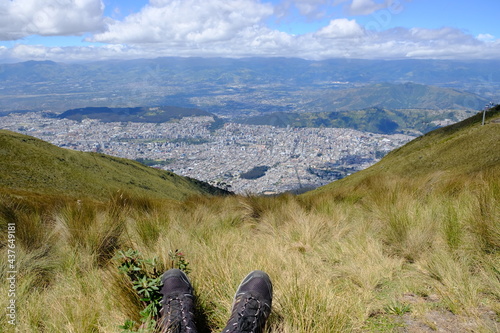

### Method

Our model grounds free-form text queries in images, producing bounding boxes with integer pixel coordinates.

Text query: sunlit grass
[1,170,499,332]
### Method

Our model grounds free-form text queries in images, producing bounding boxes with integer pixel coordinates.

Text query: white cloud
[315,18,364,38]
[90,0,273,45]
[10,44,43,58]
[301,25,500,60]
[1,0,500,62]
[2,24,500,62]
[477,33,495,42]
[0,0,105,40]
[0,43,146,62]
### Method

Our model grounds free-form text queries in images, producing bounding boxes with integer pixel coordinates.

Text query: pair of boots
[158,269,273,333]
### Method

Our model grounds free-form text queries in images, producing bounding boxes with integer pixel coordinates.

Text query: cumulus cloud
[1,0,500,62]
[299,24,500,60]
[0,0,105,40]
[90,0,274,45]
[315,18,364,38]
[2,24,500,62]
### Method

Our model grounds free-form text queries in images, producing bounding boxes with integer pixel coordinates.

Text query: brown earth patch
[392,293,499,332]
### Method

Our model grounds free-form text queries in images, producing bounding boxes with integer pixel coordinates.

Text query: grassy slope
[0,129,226,201]
[309,105,500,197]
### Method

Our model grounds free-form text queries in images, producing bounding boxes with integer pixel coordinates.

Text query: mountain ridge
[1,58,498,114]
[314,82,487,111]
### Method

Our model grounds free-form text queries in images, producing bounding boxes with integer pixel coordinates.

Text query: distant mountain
[0,58,498,114]
[308,104,500,196]
[237,108,406,134]
[312,82,488,111]
[236,106,475,136]
[57,106,213,122]
[0,130,228,201]
[235,82,485,134]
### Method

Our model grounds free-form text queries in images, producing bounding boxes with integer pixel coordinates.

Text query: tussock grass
[54,201,125,267]
[1,171,499,332]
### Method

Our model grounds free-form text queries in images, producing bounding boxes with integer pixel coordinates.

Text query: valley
[0,111,412,194]
[3,55,494,195]
[0,107,498,333]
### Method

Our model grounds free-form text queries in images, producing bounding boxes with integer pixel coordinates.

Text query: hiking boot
[158,269,198,333]
[221,270,273,333]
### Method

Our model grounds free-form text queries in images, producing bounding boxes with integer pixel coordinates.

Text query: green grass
[0,130,227,201]
[0,109,499,332]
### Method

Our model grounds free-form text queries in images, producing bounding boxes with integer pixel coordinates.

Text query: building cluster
[1,112,414,194]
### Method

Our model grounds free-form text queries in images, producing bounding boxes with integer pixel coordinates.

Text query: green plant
[384,302,411,316]
[363,315,405,332]
[115,249,164,332]
[169,249,191,274]
[115,248,192,332]
[119,319,137,332]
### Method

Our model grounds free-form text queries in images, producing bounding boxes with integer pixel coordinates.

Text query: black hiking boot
[221,270,273,333]
[158,269,198,333]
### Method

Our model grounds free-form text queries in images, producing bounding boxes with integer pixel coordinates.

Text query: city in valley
[1,112,414,194]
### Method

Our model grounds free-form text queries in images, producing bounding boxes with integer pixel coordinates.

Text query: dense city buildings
[1,112,413,194]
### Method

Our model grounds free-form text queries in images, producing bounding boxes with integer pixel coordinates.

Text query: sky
[0,0,500,62]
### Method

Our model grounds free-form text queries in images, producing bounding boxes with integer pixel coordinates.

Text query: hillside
[236,106,474,135]
[0,130,227,201]
[233,82,485,135]
[309,104,500,196]
[310,82,487,111]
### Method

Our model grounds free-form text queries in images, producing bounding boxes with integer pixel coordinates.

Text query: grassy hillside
[309,104,500,196]
[0,109,498,332]
[0,130,226,201]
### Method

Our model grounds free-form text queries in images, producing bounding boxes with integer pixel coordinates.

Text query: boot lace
[224,295,270,333]
[159,294,196,333]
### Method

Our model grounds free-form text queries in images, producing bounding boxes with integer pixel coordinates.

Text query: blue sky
[1,0,499,62]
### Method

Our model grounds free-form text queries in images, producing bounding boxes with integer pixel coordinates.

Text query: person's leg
[221,270,273,333]
[158,269,198,333]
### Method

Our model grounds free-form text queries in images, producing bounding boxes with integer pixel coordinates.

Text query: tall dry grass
[0,174,499,332]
